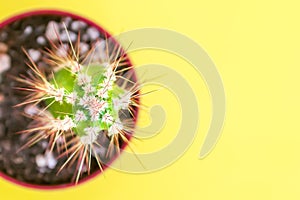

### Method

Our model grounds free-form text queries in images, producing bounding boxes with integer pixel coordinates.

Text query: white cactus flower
[54,88,65,103]
[104,67,114,78]
[77,73,91,86]
[66,60,83,73]
[75,110,87,122]
[108,120,123,137]
[102,62,110,68]
[112,98,121,110]
[88,98,108,120]
[113,91,132,110]
[55,116,75,131]
[79,95,91,108]
[119,92,131,109]
[89,109,100,121]
[97,87,108,99]
[83,83,96,94]
[66,91,77,105]
[102,112,114,124]
[100,78,114,90]
[80,126,100,144]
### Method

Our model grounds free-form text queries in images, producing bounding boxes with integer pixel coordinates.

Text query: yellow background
[1,0,300,199]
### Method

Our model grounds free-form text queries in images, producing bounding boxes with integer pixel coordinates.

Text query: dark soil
[0,13,133,187]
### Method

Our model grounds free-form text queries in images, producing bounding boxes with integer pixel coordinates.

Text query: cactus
[14,27,140,183]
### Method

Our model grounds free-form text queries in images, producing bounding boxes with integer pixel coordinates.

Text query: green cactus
[46,60,129,141]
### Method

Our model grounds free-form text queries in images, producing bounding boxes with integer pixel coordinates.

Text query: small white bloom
[113,91,132,110]
[100,78,114,90]
[102,62,110,68]
[79,95,91,108]
[104,67,113,78]
[90,110,100,121]
[102,112,114,124]
[90,97,107,109]
[88,96,100,107]
[108,120,123,137]
[103,67,117,83]
[110,74,117,82]
[54,88,65,104]
[75,110,87,122]
[55,116,75,131]
[66,60,82,73]
[83,83,95,94]
[77,73,91,86]
[66,92,77,104]
[119,92,132,109]
[85,126,100,135]
[88,99,108,120]
[97,87,108,99]
[104,63,117,80]
[97,100,108,113]
[113,98,121,110]
[80,126,100,144]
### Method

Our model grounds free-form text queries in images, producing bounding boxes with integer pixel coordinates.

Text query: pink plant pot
[0,9,139,190]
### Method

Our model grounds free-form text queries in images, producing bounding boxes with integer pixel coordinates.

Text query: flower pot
[0,10,139,189]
